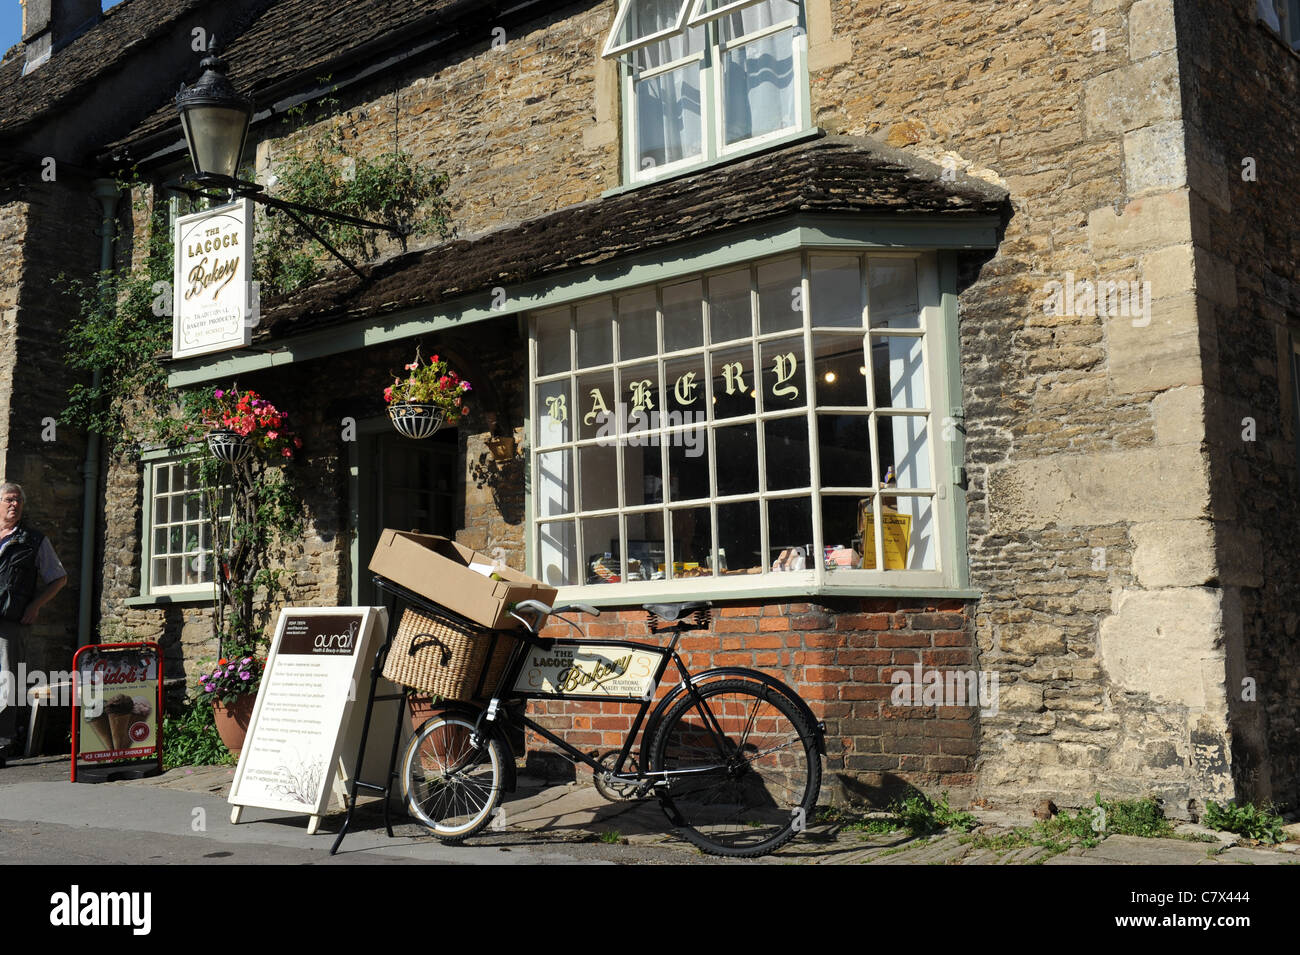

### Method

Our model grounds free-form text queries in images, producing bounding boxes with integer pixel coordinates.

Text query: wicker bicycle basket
[382,606,517,702]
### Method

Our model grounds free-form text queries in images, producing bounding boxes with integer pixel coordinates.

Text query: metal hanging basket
[388,403,445,439]
[207,428,253,463]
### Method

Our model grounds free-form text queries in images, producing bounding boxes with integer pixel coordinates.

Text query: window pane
[576,299,613,368]
[582,515,623,584]
[710,344,757,421]
[757,256,802,334]
[707,269,751,344]
[669,506,711,575]
[810,255,862,328]
[766,497,811,571]
[877,415,932,490]
[819,495,862,572]
[579,444,619,511]
[664,352,707,417]
[535,379,572,447]
[624,511,666,582]
[868,258,920,329]
[153,529,167,554]
[718,500,760,576]
[624,441,665,507]
[538,521,577,587]
[618,289,658,361]
[537,449,573,517]
[621,361,660,425]
[577,370,617,440]
[814,334,868,408]
[764,416,810,490]
[760,336,805,410]
[155,467,170,494]
[856,495,936,571]
[663,279,703,352]
[152,558,168,586]
[705,0,801,33]
[636,61,703,170]
[714,423,758,496]
[817,414,874,487]
[614,0,691,49]
[667,430,710,502]
[535,308,571,376]
[722,27,796,144]
[872,334,927,409]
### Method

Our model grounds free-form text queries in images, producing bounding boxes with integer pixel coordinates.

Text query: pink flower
[462,382,472,393]
[282,447,293,458]
[267,430,279,440]
[405,363,417,370]
[214,389,225,399]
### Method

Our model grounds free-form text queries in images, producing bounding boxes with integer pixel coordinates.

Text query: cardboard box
[369,530,557,629]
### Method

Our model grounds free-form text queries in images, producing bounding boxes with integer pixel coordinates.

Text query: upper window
[143,457,230,596]
[528,250,955,596]
[1260,0,1300,48]
[604,0,809,183]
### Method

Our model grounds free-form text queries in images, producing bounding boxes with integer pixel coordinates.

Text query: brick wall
[525,597,978,804]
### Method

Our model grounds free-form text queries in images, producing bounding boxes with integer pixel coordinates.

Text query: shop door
[358,427,457,606]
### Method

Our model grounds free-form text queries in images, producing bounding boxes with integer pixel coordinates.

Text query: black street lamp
[175,42,252,180]
[171,39,407,278]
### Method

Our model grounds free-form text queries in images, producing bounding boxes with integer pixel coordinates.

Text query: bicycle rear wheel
[401,714,503,842]
[649,678,820,857]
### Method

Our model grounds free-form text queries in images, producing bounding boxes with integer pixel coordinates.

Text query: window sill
[124,592,216,608]
[602,127,825,199]
[553,579,979,609]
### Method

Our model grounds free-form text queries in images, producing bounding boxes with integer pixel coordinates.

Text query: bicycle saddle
[643,602,711,631]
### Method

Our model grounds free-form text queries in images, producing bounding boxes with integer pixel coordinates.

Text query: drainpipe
[78,179,120,647]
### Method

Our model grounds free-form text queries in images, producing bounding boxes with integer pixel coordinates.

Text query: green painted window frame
[609,0,813,186]
[125,448,228,607]
[525,244,972,604]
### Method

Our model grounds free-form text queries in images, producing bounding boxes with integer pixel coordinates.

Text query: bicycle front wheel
[649,678,821,857]
[401,714,503,842]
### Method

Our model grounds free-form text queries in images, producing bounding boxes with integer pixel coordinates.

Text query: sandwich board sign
[172,198,255,358]
[228,606,396,834]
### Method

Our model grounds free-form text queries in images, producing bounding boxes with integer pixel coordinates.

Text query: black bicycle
[399,599,825,858]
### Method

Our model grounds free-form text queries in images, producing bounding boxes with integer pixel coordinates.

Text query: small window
[143,458,231,595]
[605,0,809,183]
[1261,0,1300,48]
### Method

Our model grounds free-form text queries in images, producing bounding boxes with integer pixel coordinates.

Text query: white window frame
[527,248,960,602]
[608,0,812,185]
[141,454,230,598]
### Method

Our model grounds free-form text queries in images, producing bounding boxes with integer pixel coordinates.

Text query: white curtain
[719,0,796,143]
[635,8,703,169]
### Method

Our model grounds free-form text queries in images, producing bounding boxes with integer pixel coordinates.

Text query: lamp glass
[180,104,249,179]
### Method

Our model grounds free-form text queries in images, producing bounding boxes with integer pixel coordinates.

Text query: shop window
[603,0,809,183]
[142,458,231,595]
[529,251,953,593]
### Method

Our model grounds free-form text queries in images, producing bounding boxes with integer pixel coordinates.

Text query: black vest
[0,524,45,623]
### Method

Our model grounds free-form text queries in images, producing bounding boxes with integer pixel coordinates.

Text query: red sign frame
[70,642,164,782]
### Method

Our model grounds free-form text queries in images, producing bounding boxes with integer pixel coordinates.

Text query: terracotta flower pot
[212,695,257,753]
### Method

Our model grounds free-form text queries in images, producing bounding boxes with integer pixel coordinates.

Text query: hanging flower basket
[384,348,470,439]
[207,428,253,463]
[389,403,445,439]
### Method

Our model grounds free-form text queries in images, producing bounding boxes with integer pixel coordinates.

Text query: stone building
[2,0,1298,816]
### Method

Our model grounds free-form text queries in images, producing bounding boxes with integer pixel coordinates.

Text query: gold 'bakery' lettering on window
[584,388,610,426]
[674,371,700,405]
[630,379,655,413]
[771,352,799,399]
[545,395,567,423]
[720,361,747,395]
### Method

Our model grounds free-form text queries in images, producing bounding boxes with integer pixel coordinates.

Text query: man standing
[0,482,67,765]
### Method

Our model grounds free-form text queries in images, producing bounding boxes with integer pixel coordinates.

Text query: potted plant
[200,654,265,753]
[384,349,472,438]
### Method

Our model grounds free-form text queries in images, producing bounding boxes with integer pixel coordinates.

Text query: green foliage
[891,792,978,835]
[597,830,624,844]
[59,191,173,451]
[962,793,1174,861]
[256,98,452,296]
[162,696,235,769]
[1203,800,1286,844]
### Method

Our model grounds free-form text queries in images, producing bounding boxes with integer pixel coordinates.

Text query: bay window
[528,249,959,596]
[604,0,810,182]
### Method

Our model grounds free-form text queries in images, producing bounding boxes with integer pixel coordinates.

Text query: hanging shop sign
[172,198,254,359]
[228,607,391,834]
[71,642,163,783]
[513,642,666,701]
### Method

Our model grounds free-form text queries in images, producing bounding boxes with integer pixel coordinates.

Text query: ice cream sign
[172,198,254,359]
[71,642,163,782]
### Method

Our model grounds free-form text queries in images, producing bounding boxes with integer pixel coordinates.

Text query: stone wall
[1175,0,1300,809]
